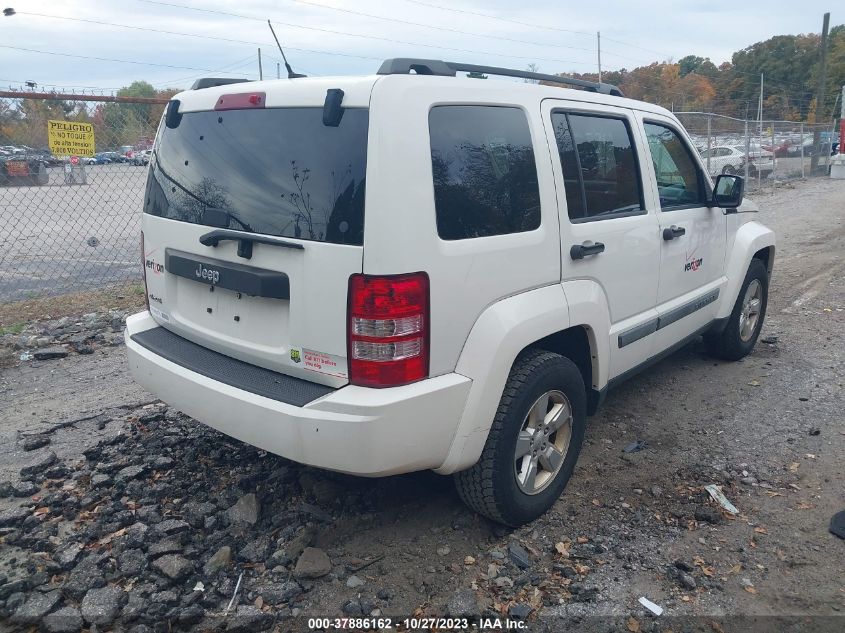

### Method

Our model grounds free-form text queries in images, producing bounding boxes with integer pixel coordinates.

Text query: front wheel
[705,258,769,360]
[454,350,586,526]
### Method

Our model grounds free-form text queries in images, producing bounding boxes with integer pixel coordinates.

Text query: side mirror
[712,174,744,209]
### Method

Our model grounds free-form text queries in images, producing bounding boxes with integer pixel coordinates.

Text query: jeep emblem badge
[195,263,220,284]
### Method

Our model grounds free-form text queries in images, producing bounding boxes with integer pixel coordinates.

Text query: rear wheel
[705,258,768,360]
[454,349,586,526]
[722,164,737,175]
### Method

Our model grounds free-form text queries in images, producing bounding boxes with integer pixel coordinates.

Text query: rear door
[637,114,727,350]
[142,102,370,387]
[542,99,661,379]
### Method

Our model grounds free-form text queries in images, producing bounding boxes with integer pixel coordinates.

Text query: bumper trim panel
[130,326,334,407]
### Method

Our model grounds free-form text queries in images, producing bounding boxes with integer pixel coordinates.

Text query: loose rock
[225,605,273,632]
[33,347,69,360]
[346,575,365,588]
[20,450,57,477]
[508,542,532,569]
[11,590,62,624]
[81,585,125,626]
[447,588,481,618]
[227,493,260,525]
[151,554,193,581]
[204,545,232,574]
[21,434,51,451]
[294,547,332,579]
[41,606,83,633]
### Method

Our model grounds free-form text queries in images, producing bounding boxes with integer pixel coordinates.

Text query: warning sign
[47,120,95,157]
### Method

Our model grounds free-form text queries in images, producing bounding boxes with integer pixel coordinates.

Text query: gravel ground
[0,178,843,631]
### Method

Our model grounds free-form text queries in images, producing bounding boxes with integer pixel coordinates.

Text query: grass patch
[0,284,145,328]
[0,322,26,336]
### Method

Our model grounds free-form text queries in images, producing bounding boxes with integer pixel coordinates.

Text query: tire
[722,164,737,175]
[704,258,768,361]
[454,349,587,526]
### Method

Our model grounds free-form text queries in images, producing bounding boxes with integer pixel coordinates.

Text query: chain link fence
[1,95,841,303]
[675,112,839,191]
[1,92,166,302]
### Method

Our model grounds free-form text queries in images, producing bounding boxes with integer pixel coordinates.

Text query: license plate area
[165,248,290,299]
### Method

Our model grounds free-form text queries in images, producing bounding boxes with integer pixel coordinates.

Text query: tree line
[560,24,845,121]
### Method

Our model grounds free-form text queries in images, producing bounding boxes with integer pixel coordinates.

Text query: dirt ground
[0,178,843,632]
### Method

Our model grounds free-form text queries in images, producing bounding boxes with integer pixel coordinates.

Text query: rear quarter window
[429,105,541,240]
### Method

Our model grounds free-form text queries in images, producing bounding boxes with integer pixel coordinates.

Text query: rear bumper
[125,312,472,476]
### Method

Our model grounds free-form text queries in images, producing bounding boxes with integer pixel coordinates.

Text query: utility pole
[758,73,763,136]
[597,31,602,83]
[258,48,263,80]
[811,12,830,173]
[840,84,845,157]
[277,62,281,79]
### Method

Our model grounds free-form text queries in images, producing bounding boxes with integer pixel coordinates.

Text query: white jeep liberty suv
[126,59,775,526]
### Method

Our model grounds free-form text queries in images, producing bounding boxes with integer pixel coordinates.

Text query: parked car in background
[80,155,106,165]
[0,154,49,186]
[797,136,837,157]
[100,151,128,164]
[699,145,774,178]
[131,149,150,166]
[762,139,793,157]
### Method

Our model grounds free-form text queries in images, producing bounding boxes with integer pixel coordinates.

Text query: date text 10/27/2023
[306,617,528,630]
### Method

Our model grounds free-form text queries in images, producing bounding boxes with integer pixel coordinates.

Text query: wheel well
[527,326,600,415]
[752,246,774,276]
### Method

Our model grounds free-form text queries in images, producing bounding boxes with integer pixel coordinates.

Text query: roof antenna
[268,20,307,78]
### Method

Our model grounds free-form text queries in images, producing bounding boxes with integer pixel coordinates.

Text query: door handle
[570,241,605,260]
[662,225,686,241]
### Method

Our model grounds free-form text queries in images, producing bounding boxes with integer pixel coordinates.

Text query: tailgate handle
[200,229,304,260]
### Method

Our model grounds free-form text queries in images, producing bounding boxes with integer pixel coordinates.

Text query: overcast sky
[0,0,837,92]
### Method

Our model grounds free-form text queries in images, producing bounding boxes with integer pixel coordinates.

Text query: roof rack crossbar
[377,58,624,97]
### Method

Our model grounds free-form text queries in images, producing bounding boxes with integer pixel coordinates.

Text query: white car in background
[700,145,774,178]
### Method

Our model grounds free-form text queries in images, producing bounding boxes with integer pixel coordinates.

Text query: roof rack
[191,78,252,90]
[377,58,624,97]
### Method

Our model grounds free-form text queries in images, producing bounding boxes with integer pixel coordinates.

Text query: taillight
[141,231,149,310]
[347,273,429,388]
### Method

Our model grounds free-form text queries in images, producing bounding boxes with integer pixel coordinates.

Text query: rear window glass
[429,105,541,240]
[144,107,368,245]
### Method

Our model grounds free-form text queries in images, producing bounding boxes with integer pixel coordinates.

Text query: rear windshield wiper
[199,229,304,259]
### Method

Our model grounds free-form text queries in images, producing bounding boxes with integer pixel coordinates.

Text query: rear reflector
[214,92,266,111]
[347,273,429,388]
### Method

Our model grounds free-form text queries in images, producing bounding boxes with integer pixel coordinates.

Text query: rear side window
[551,112,644,221]
[644,122,706,209]
[429,106,541,240]
[145,107,368,245]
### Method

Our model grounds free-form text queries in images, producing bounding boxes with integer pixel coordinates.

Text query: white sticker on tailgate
[290,347,347,379]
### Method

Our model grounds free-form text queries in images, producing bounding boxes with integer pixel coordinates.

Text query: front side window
[429,105,541,240]
[551,112,644,221]
[644,122,706,209]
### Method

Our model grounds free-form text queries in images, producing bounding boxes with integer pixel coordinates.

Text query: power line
[402,0,660,62]
[14,11,382,62]
[141,0,599,55]
[133,0,596,66]
[0,44,256,73]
